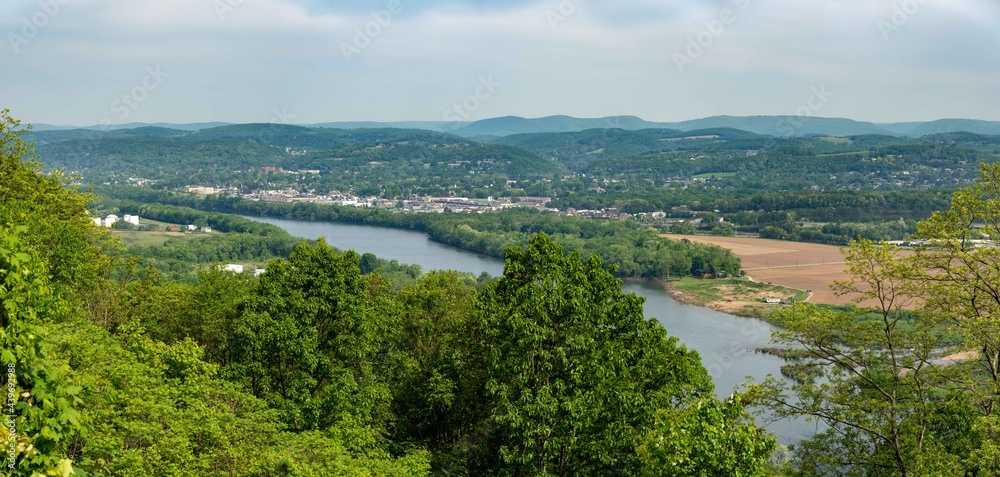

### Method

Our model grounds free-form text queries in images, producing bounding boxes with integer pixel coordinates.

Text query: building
[103,214,119,228]
[123,214,140,226]
[224,264,244,273]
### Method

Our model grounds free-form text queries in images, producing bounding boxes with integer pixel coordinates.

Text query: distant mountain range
[31,122,233,132]
[31,115,1000,138]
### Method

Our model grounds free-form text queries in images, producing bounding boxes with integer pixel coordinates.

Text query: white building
[93,217,102,226]
[103,214,119,228]
[224,264,244,273]
[123,214,140,226]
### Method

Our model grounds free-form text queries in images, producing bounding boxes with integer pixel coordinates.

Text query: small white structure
[103,214,119,228]
[765,298,782,304]
[123,214,140,226]
[187,224,198,232]
[93,217,102,226]
[254,269,266,277]
[201,227,212,233]
[224,264,244,273]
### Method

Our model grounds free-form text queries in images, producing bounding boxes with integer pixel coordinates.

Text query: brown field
[662,234,860,305]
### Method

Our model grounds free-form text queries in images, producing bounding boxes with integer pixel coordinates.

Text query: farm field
[111,218,217,247]
[662,234,858,305]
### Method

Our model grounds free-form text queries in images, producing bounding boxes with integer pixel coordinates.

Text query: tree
[0,225,82,476]
[224,240,398,436]
[637,395,776,477]
[753,164,1000,475]
[0,109,102,293]
[476,234,766,476]
[752,240,972,475]
[910,163,1000,417]
[390,271,492,474]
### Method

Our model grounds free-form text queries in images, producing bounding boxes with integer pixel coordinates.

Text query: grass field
[692,172,736,179]
[817,137,853,145]
[112,218,215,247]
[667,277,809,315]
[662,234,859,305]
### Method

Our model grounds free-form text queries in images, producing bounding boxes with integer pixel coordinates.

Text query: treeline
[97,186,743,278]
[555,186,953,224]
[97,198,425,283]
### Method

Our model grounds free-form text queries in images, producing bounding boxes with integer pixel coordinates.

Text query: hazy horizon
[27,113,1000,130]
[3,0,999,125]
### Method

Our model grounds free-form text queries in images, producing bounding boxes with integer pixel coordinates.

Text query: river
[246,216,817,445]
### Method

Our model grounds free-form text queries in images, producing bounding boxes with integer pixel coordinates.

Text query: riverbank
[661,277,809,321]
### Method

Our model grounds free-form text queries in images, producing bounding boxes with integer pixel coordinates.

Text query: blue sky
[1,0,998,126]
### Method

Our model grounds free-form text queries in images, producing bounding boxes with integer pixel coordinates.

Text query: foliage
[0,225,82,476]
[476,234,722,475]
[388,271,492,474]
[637,395,776,477]
[753,164,1000,475]
[45,317,430,476]
[224,240,398,434]
[0,109,103,293]
[6,112,786,476]
[910,162,1000,416]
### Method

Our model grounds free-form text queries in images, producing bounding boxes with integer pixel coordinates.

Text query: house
[123,214,140,226]
[224,264,244,273]
[187,225,198,232]
[254,269,266,277]
[166,226,181,232]
[103,214,119,228]
[694,269,715,279]
[201,227,212,233]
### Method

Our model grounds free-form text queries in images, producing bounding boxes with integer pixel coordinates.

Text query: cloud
[2,0,998,124]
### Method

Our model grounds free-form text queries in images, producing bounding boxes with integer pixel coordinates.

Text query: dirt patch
[662,235,861,305]
[942,350,980,363]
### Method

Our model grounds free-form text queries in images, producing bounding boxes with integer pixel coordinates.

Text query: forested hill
[30,124,566,188]
[487,127,763,163]
[29,124,474,150]
[489,129,1000,165]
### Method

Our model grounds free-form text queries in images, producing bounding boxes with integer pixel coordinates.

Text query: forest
[7,109,1000,475]
[2,111,776,476]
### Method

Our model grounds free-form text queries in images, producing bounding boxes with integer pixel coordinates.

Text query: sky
[1,0,999,126]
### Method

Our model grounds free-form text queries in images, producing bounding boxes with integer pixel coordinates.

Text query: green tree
[753,240,966,475]
[477,234,750,476]
[637,394,776,477]
[910,163,1000,417]
[0,109,102,293]
[390,271,492,474]
[753,165,1000,475]
[0,225,82,476]
[224,240,398,437]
